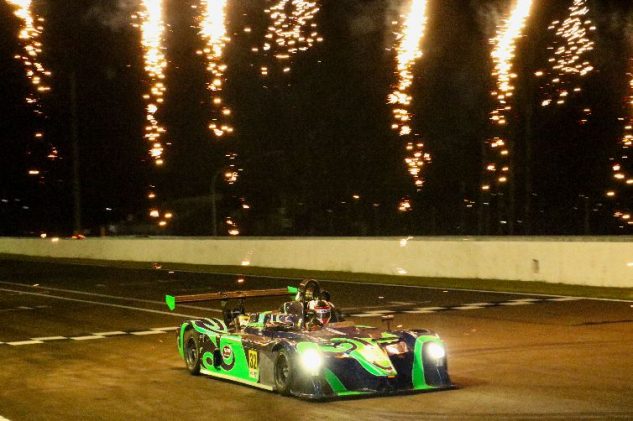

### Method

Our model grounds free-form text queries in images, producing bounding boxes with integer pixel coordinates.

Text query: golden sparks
[398,198,412,213]
[132,0,168,225]
[6,0,57,171]
[538,0,595,109]
[389,0,431,193]
[197,0,234,139]
[610,59,633,225]
[226,217,240,235]
[134,0,168,166]
[6,0,51,110]
[260,0,322,76]
[484,0,533,192]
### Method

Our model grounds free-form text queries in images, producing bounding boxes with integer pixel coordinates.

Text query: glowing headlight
[300,349,323,375]
[385,341,407,355]
[426,342,446,360]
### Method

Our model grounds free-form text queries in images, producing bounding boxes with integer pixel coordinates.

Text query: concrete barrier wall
[0,237,632,288]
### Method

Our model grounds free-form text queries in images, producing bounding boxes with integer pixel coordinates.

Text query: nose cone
[357,344,397,376]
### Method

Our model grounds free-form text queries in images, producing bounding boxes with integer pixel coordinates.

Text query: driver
[306,299,332,330]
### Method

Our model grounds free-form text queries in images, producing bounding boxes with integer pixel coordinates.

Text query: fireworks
[483,0,534,192]
[134,0,168,166]
[259,0,322,77]
[389,0,431,192]
[398,198,412,213]
[133,0,169,227]
[609,61,633,226]
[6,0,51,110]
[197,0,234,138]
[6,0,57,173]
[226,217,240,235]
[538,0,595,109]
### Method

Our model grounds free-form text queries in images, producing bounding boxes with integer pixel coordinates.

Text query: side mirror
[381,314,395,331]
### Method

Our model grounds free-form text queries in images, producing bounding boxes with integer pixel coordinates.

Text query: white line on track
[93,331,127,336]
[7,340,43,346]
[130,330,166,336]
[151,326,179,331]
[500,301,534,306]
[31,336,67,341]
[0,281,220,312]
[453,305,486,310]
[1,326,180,347]
[340,301,430,311]
[71,335,106,341]
[403,310,437,314]
[0,415,12,421]
[0,287,205,319]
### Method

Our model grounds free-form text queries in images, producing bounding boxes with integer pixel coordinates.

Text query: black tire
[183,329,201,375]
[274,348,295,395]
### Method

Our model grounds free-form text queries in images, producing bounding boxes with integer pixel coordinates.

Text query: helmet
[310,300,332,327]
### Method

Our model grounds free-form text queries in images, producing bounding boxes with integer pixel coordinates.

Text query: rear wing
[165,286,299,311]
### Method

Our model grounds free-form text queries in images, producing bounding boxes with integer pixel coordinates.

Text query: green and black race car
[165,279,452,399]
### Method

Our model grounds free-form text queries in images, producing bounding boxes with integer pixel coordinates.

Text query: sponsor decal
[222,345,233,360]
[248,349,259,379]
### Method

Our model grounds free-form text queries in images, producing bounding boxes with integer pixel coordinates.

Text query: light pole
[210,167,224,236]
[70,70,82,235]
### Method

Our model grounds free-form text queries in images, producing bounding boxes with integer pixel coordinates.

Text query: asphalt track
[1,259,632,420]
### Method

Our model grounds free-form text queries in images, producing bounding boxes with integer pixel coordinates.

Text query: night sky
[1,0,633,237]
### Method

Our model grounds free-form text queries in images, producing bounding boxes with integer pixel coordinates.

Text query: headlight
[384,341,407,355]
[300,349,323,375]
[426,342,446,360]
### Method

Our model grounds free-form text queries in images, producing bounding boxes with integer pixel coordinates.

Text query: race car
[165,279,451,399]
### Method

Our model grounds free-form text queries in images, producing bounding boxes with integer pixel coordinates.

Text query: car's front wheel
[274,348,295,395]
[183,329,201,375]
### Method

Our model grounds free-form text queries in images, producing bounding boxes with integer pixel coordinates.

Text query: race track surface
[1,260,632,420]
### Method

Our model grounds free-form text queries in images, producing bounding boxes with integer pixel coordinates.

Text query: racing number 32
[248,349,258,379]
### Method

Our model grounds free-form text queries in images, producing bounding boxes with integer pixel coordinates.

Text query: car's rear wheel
[183,329,201,375]
[274,348,294,395]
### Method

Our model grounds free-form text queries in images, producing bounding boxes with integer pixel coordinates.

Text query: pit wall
[0,237,631,288]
